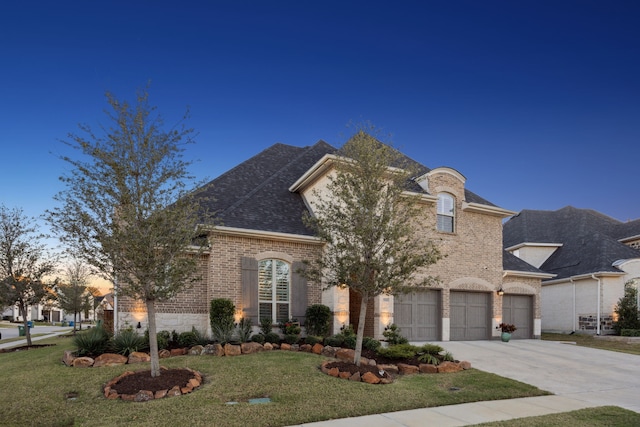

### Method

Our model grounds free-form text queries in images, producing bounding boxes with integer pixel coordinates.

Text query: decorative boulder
[128,351,151,364]
[224,343,241,356]
[159,349,171,358]
[72,356,95,367]
[312,343,324,354]
[62,350,76,366]
[437,361,464,373]
[202,343,225,356]
[188,345,204,355]
[93,353,128,367]
[241,342,264,354]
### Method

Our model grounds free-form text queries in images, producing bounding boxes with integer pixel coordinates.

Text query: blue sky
[2,0,639,242]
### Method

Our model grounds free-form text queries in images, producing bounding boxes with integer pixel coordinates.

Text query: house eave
[202,225,324,245]
[505,242,563,252]
[462,202,516,218]
[619,234,640,244]
[542,271,626,285]
[503,270,556,279]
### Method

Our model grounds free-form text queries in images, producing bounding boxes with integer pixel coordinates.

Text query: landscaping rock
[349,371,361,382]
[336,348,355,362]
[361,372,381,384]
[62,350,76,366]
[312,343,324,354]
[241,342,264,354]
[170,348,187,356]
[300,344,312,352]
[437,361,463,373]
[159,349,171,358]
[72,356,95,367]
[128,351,151,364]
[94,353,127,367]
[460,360,472,370]
[155,389,168,399]
[377,364,398,375]
[419,364,438,374]
[280,343,291,351]
[263,342,274,351]
[202,343,224,356]
[321,345,337,358]
[188,345,204,355]
[134,390,154,402]
[224,343,241,356]
[398,363,419,375]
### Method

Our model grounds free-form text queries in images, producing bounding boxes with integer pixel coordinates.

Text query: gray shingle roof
[194,139,502,236]
[503,206,640,280]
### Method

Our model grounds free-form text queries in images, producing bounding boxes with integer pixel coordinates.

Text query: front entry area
[450,291,490,341]
[393,290,440,341]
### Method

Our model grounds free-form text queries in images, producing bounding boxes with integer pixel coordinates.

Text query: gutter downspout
[591,274,601,335]
[570,277,576,332]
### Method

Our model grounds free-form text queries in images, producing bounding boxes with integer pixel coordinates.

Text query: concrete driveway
[435,339,640,413]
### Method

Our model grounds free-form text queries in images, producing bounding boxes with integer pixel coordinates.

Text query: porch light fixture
[497,287,505,296]
[136,322,142,329]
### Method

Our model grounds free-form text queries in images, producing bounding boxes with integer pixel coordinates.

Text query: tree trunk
[20,304,32,346]
[354,291,368,366]
[146,299,161,377]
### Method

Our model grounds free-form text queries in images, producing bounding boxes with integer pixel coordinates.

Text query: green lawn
[0,336,549,427]
[542,333,640,355]
[475,406,640,426]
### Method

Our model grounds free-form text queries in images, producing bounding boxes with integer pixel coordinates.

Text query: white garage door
[450,291,490,341]
[393,290,440,341]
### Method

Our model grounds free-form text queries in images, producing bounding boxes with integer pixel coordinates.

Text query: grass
[475,406,640,426]
[542,333,640,355]
[0,336,549,427]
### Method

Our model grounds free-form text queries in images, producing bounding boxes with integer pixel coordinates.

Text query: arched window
[437,193,455,232]
[258,259,291,323]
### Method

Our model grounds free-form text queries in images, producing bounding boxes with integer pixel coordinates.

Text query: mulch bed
[110,368,196,395]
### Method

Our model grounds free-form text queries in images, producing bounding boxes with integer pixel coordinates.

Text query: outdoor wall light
[496,287,505,296]
[136,321,142,329]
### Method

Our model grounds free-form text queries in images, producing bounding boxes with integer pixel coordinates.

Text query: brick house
[504,206,640,335]
[117,140,547,340]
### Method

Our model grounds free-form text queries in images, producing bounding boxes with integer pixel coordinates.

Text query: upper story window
[258,259,290,323]
[437,193,455,233]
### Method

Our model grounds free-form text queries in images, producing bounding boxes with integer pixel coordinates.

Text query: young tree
[613,280,640,334]
[0,205,57,346]
[47,88,208,377]
[302,126,442,365]
[56,260,92,332]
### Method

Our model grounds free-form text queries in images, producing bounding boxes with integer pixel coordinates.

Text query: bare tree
[0,205,56,346]
[303,125,442,365]
[47,88,208,377]
[56,259,92,332]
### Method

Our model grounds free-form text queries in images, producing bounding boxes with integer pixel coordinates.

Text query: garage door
[450,291,490,340]
[393,290,440,341]
[502,294,533,339]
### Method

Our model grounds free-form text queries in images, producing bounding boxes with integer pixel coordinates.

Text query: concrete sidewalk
[0,323,73,350]
[294,395,598,427]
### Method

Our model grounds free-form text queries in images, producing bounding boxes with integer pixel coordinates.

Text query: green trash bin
[18,325,25,336]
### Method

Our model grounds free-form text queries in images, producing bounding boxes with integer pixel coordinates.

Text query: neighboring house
[503,206,640,335]
[117,140,545,340]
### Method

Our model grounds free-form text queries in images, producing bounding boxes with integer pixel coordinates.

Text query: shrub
[259,317,273,335]
[363,336,381,351]
[73,325,111,357]
[621,329,640,337]
[113,329,148,356]
[237,317,253,342]
[191,326,209,345]
[279,319,301,335]
[376,343,420,360]
[251,334,266,344]
[420,343,444,355]
[418,352,440,365]
[264,332,281,344]
[441,351,455,362]
[304,304,331,337]
[284,334,299,344]
[210,298,236,344]
[177,330,197,347]
[342,335,356,349]
[324,334,344,347]
[382,323,408,345]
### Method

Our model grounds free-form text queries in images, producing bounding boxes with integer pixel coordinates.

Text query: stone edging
[103,367,203,401]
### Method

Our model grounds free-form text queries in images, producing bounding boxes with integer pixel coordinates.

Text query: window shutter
[291,261,308,326]
[241,257,259,323]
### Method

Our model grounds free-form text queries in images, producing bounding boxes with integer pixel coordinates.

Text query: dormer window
[437,193,455,232]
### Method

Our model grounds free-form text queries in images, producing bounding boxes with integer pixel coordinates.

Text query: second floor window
[437,193,455,232]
